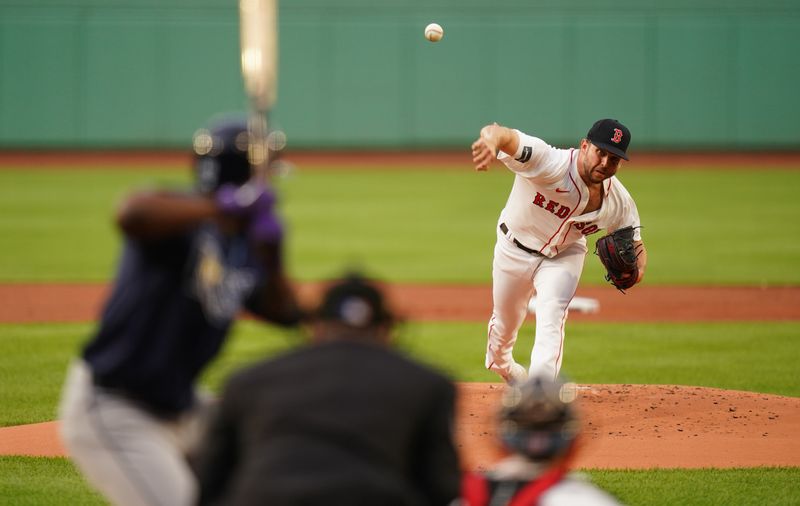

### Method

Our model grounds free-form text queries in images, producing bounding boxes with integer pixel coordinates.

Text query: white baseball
[424,23,444,42]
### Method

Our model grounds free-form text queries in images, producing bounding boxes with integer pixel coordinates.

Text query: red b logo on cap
[611,128,623,144]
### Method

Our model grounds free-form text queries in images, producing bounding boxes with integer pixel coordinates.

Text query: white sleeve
[608,181,643,241]
[497,130,571,184]
[629,198,643,242]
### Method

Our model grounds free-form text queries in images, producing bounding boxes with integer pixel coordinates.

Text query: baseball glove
[595,226,639,292]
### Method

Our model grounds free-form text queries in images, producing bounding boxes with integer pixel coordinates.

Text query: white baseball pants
[58,361,208,506]
[486,225,587,382]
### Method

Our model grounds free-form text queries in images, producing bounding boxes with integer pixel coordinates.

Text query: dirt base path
[2,283,800,323]
[1,149,800,169]
[1,282,799,468]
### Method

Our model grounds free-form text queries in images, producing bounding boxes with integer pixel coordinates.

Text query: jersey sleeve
[607,181,643,241]
[497,130,571,184]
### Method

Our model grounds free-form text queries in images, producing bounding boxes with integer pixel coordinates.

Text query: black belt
[500,223,542,255]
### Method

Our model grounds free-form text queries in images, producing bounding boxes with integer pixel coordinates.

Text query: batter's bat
[239,0,278,182]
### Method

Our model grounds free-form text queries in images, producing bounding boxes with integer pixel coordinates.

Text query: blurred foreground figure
[194,273,461,506]
[58,116,303,506]
[460,376,623,506]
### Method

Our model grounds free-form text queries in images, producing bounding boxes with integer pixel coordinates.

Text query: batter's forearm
[116,191,217,240]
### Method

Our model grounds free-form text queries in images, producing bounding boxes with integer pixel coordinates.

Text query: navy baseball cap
[317,273,393,328]
[586,119,631,161]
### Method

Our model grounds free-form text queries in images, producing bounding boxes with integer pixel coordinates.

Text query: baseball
[424,23,444,42]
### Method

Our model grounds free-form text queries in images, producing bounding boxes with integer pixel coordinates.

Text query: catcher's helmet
[499,374,580,462]
[192,117,252,194]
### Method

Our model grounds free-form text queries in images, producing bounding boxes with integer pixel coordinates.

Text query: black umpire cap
[316,273,394,329]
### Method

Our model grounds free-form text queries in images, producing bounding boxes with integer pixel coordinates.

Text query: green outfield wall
[1,0,798,150]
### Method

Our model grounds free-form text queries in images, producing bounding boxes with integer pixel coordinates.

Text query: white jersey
[497,130,641,257]
[540,476,624,506]
[471,456,623,506]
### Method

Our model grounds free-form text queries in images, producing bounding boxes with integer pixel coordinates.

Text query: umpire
[193,273,462,506]
[58,115,304,506]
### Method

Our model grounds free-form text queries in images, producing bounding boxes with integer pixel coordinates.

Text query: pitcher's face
[579,140,621,184]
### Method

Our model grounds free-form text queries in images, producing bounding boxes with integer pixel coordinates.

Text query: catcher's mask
[499,374,581,462]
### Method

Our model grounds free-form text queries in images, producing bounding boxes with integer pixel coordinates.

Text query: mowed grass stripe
[0,167,799,284]
[1,458,798,506]
[2,320,797,426]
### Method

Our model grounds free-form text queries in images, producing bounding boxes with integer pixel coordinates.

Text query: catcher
[460,374,624,505]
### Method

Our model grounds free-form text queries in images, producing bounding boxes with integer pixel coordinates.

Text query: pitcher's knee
[535,298,570,319]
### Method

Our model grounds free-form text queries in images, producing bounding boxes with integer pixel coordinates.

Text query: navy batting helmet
[192,117,252,194]
[499,374,580,462]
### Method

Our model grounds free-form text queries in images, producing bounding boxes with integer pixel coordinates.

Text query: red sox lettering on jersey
[531,192,600,235]
[532,192,570,218]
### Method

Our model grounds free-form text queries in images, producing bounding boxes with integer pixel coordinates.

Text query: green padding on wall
[652,17,733,146]
[1,18,81,143]
[486,17,571,139]
[0,2,798,149]
[83,19,160,143]
[736,18,800,146]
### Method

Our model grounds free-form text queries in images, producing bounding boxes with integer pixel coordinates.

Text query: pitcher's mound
[456,383,800,470]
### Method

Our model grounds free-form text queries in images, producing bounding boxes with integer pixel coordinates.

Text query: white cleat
[507,362,529,386]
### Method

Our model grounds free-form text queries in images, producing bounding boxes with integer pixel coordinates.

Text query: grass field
[2,319,798,426]
[1,163,798,505]
[1,166,799,284]
[1,457,797,506]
